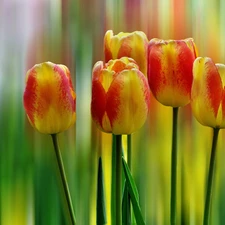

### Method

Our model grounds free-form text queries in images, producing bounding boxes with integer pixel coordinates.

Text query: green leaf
[122,157,145,225]
[97,157,107,225]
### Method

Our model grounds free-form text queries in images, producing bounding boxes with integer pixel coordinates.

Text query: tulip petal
[117,32,148,75]
[91,61,113,132]
[148,39,196,107]
[91,79,110,132]
[191,57,223,127]
[216,64,225,126]
[104,30,148,75]
[106,69,150,134]
[91,57,150,134]
[104,30,114,62]
[24,62,76,134]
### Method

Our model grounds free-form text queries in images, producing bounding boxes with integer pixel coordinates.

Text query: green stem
[116,134,122,225]
[170,107,179,225]
[203,128,220,225]
[111,134,117,225]
[127,134,132,169]
[51,134,76,225]
[181,155,187,225]
[127,134,132,221]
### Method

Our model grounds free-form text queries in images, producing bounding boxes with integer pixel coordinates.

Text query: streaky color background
[1,0,225,224]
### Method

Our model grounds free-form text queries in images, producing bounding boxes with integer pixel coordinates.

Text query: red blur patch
[104,41,113,63]
[23,69,37,124]
[106,77,122,126]
[205,61,222,117]
[111,60,126,73]
[118,37,132,59]
[148,45,164,96]
[138,70,151,107]
[148,41,195,98]
[222,88,225,119]
[92,62,104,81]
[175,42,194,95]
[91,79,107,127]
[54,65,75,111]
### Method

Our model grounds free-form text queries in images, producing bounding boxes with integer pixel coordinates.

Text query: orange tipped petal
[104,30,114,63]
[91,57,150,134]
[148,38,197,107]
[91,61,110,132]
[23,62,76,134]
[191,57,225,128]
[104,30,148,76]
[106,69,150,134]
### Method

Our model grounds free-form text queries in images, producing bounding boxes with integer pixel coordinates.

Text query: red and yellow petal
[91,61,113,132]
[148,39,196,107]
[91,57,150,134]
[104,30,148,76]
[191,57,223,128]
[57,64,76,100]
[91,79,109,132]
[104,30,114,63]
[23,62,76,134]
[117,32,148,75]
[217,64,225,127]
[106,69,150,134]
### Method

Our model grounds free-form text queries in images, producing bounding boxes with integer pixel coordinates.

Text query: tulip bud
[148,38,197,107]
[104,30,148,76]
[91,57,150,135]
[23,62,76,134]
[191,57,225,128]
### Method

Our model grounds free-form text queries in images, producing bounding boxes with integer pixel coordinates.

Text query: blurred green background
[1,0,225,224]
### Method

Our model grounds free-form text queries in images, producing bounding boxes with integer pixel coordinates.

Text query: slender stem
[181,155,186,225]
[127,134,132,169]
[127,134,132,222]
[116,134,122,225]
[203,128,220,225]
[51,134,76,225]
[111,134,117,225]
[170,107,179,225]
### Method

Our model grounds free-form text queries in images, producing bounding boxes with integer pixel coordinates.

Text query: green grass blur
[1,0,225,224]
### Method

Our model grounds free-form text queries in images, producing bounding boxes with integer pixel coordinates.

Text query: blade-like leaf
[122,157,145,225]
[97,157,107,225]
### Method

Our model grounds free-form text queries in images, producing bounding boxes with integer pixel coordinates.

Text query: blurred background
[1,0,225,224]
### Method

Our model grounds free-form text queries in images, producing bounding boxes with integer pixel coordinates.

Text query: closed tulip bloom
[23,62,76,134]
[191,57,225,128]
[148,38,197,107]
[104,30,148,76]
[91,57,150,135]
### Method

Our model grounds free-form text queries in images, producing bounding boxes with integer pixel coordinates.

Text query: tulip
[148,38,197,225]
[91,57,150,135]
[104,30,148,76]
[23,62,76,134]
[148,38,197,107]
[191,57,225,128]
[191,57,225,225]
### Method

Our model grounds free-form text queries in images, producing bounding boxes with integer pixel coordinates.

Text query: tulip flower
[91,57,150,135]
[148,38,197,225]
[104,30,148,76]
[191,57,225,128]
[23,62,76,134]
[148,38,197,107]
[191,57,225,225]
[23,62,76,224]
